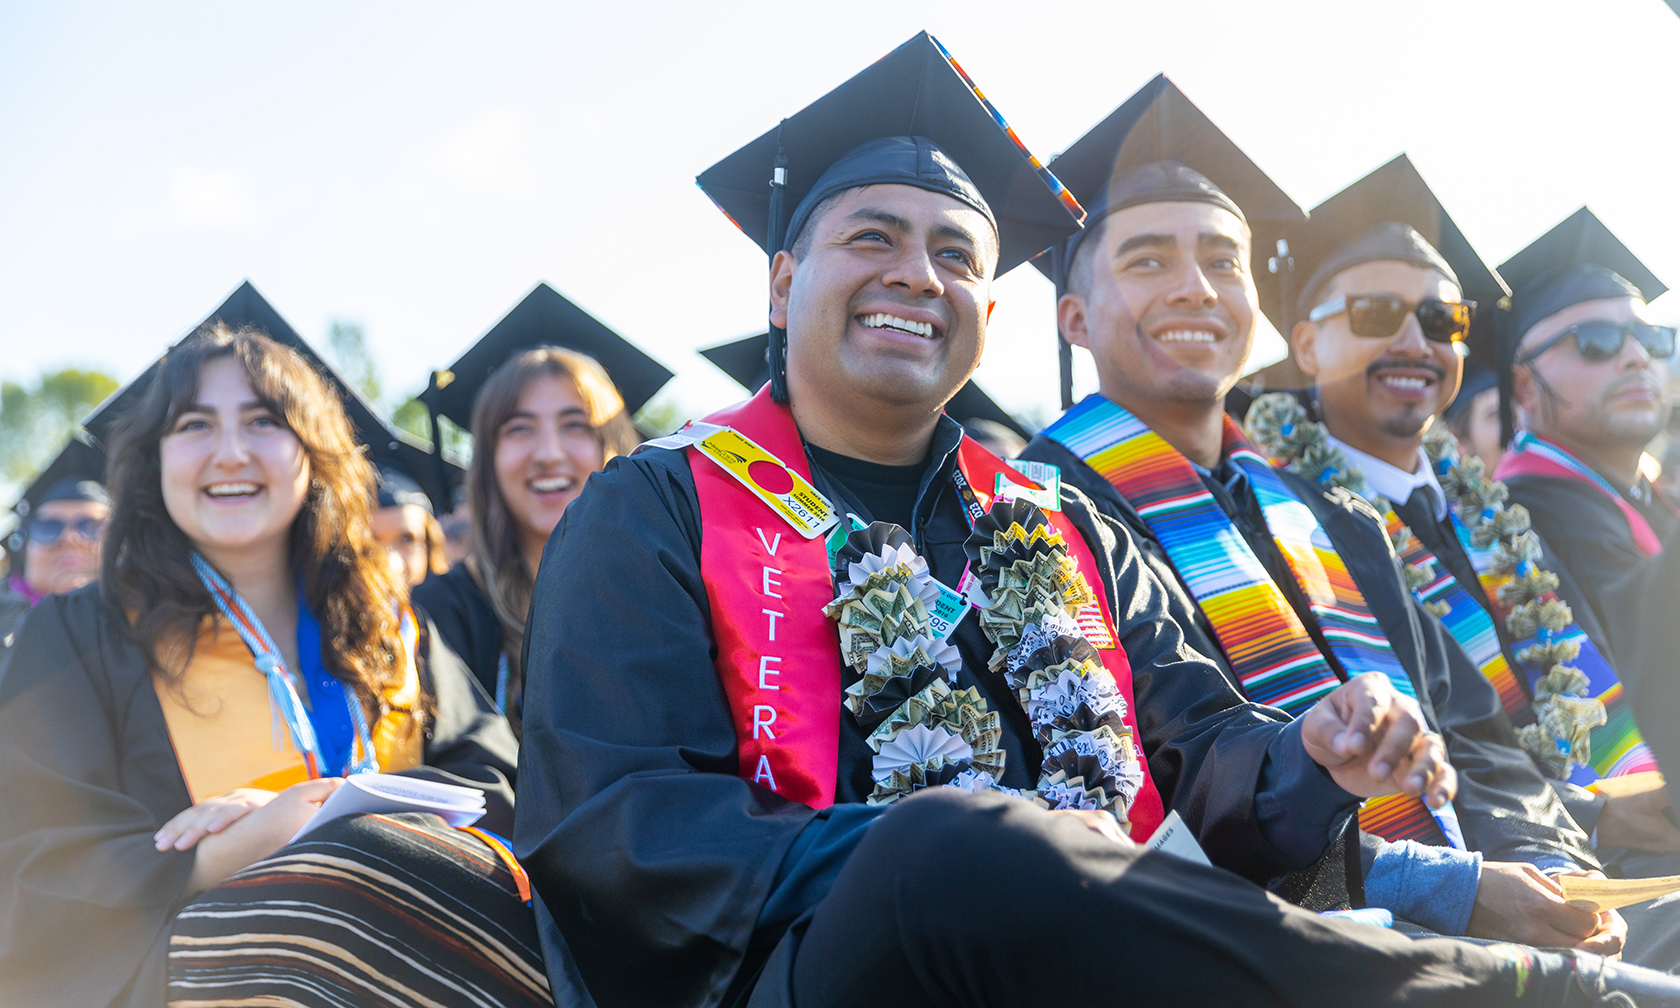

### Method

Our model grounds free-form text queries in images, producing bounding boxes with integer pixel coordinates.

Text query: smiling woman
[0,324,547,1008]
[412,345,640,733]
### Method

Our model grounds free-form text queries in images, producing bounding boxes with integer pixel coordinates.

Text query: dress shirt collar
[1325,435,1447,521]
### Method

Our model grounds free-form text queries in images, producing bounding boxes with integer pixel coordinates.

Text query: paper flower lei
[825,524,1004,805]
[963,500,1145,826]
[1244,392,1605,777]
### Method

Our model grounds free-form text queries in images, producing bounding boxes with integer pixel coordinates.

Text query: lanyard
[191,553,379,778]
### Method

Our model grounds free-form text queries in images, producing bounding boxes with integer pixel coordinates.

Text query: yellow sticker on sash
[685,425,840,540]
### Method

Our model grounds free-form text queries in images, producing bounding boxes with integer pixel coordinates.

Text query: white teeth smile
[861,313,936,339]
[1379,376,1430,390]
[1156,329,1217,344]
[205,482,260,497]
[530,476,574,493]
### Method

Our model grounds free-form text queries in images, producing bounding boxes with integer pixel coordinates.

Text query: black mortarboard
[1488,207,1666,445]
[376,465,434,513]
[1032,75,1305,407]
[1250,155,1508,391]
[82,280,460,513]
[419,282,673,433]
[1270,155,1507,332]
[5,435,108,562]
[696,31,1083,403]
[700,331,1033,441]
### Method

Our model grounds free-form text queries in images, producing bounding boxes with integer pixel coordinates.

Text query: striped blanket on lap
[169,812,552,1008]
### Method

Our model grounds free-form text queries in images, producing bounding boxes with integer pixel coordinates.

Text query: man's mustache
[1604,372,1666,401]
[1365,358,1447,382]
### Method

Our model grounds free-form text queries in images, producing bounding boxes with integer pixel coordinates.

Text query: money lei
[964,501,1144,825]
[826,527,1000,805]
[1244,392,1604,776]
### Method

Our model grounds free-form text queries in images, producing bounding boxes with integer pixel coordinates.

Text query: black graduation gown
[1390,490,1615,832]
[514,417,1362,1008]
[1021,435,1594,872]
[1503,472,1680,674]
[0,585,520,1008]
[413,561,505,700]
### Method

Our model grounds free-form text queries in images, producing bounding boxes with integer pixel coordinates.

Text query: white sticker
[1144,810,1211,866]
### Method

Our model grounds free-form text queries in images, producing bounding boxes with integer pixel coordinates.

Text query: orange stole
[155,614,424,802]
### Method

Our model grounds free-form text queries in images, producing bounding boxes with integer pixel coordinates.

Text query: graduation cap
[1250,155,1508,390]
[696,31,1083,403]
[700,332,1032,441]
[418,283,673,439]
[5,435,109,562]
[1488,207,1666,444]
[82,280,460,513]
[1032,75,1306,408]
[1444,356,1498,428]
[376,465,435,513]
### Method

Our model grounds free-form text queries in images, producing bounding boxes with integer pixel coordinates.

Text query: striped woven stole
[1043,395,1462,847]
[1370,467,1649,787]
[1375,504,1529,718]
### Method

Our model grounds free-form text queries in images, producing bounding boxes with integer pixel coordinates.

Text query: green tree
[0,368,119,482]
[326,320,382,405]
[392,396,472,463]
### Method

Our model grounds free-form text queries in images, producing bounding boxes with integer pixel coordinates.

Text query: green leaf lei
[1244,392,1604,778]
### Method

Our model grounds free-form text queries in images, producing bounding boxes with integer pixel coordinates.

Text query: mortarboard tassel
[1051,247,1074,410]
[767,122,792,405]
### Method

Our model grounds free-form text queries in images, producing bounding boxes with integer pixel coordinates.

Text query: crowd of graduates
[9,30,1680,1008]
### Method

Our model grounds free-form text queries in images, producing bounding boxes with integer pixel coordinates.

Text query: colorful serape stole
[1371,504,1529,719]
[1044,395,1462,848]
[1498,432,1666,558]
[1490,433,1662,784]
[1043,395,1339,716]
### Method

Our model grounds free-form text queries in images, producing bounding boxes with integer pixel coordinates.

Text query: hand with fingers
[1050,808,1136,849]
[1470,864,1627,958]
[1299,671,1456,808]
[172,777,346,894]
[1597,787,1680,852]
[154,788,279,852]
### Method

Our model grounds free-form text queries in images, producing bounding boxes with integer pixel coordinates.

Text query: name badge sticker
[926,580,972,642]
[994,459,1062,511]
[692,428,841,540]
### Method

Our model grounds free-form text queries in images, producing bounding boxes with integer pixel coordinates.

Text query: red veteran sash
[690,389,842,808]
[685,388,1163,838]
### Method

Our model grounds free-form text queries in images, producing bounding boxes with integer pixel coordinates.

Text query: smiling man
[1275,175,1680,902]
[0,437,110,651]
[1486,211,1680,967]
[1023,90,1619,957]
[509,38,1680,1008]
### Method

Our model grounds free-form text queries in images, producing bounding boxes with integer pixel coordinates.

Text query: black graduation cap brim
[1489,206,1668,353]
[419,283,674,431]
[1267,155,1508,341]
[696,31,1082,275]
[700,331,1032,441]
[1029,75,1305,291]
[10,435,107,522]
[81,280,462,513]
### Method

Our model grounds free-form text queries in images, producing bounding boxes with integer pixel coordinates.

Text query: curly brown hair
[102,323,409,718]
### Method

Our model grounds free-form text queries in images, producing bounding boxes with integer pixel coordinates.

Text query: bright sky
[3,0,1678,436]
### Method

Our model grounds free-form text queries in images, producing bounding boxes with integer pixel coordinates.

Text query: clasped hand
[1299,672,1455,808]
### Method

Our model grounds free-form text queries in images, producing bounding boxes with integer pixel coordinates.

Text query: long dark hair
[467,346,640,700]
[102,323,409,716]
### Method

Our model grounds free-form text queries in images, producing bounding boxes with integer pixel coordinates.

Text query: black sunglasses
[27,516,107,547]
[1517,320,1677,365]
[1308,294,1477,344]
